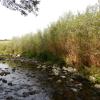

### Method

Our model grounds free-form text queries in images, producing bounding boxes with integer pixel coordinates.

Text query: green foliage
[0,40,11,55]
[89,66,100,76]
[0,0,40,16]
[87,66,100,83]
[96,77,100,83]
[0,6,100,68]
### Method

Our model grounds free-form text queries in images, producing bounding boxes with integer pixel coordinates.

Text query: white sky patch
[0,0,98,39]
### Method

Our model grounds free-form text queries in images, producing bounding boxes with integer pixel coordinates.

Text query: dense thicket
[0,7,100,68]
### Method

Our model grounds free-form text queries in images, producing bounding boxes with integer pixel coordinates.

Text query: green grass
[0,5,100,69]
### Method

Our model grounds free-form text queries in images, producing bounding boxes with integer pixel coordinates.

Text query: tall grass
[0,7,100,68]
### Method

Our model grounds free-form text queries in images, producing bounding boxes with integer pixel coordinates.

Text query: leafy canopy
[0,0,40,16]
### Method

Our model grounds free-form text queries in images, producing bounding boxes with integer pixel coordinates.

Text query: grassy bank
[0,40,11,55]
[0,6,100,82]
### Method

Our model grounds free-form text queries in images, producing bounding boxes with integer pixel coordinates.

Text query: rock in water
[8,82,13,86]
[72,75,92,86]
[94,84,100,88]
[0,71,10,76]
[12,68,16,72]
[6,96,13,100]
[2,79,7,83]
[23,92,29,97]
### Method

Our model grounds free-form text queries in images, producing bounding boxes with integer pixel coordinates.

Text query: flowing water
[0,61,54,100]
[0,60,100,100]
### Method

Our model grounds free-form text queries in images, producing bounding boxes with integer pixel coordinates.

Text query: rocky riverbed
[0,59,100,100]
[0,61,54,100]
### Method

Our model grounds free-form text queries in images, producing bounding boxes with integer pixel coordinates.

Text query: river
[0,60,100,100]
[0,61,55,100]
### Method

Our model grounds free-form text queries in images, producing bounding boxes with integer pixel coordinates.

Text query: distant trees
[0,0,40,15]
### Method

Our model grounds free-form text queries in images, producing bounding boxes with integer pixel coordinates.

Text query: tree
[0,0,40,16]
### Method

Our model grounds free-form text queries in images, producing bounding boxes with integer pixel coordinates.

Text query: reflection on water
[0,63,9,70]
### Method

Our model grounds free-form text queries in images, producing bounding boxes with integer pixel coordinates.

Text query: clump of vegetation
[0,4,100,73]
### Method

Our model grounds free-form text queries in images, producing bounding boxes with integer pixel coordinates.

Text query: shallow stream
[0,61,54,100]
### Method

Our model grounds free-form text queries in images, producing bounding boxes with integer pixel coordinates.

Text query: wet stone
[60,76,66,79]
[0,71,10,76]
[2,79,7,83]
[8,82,13,86]
[16,89,29,97]
[0,78,2,81]
[94,84,100,89]
[29,91,35,95]
[29,90,40,95]
[23,92,30,97]
[5,68,9,70]
[56,79,62,83]
[12,68,16,72]
[6,96,13,100]
[71,88,78,92]
[0,87,4,93]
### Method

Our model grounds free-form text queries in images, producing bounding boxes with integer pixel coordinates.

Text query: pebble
[62,66,77,73]
[29,91,38,95]
[71,88,78,92]
[61,76,66,79]
[8,82,13,86]
[42,65,46,69]
[23,92,29,97]
[94,84,100,88]
[89,76,96,83]
[0,78,2,81]
[52,68,60,76]
[6,96,13,100]
[62,66,68,71]
[2,79,7,83]
[56,79,62,83]
[12,68,16,72]
[37,65,41,69]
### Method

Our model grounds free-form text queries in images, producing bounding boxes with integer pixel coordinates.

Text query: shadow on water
[0,60,100,100]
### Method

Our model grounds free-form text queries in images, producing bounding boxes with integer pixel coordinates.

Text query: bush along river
[0,58,100,100]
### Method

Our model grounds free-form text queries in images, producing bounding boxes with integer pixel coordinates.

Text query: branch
[0,0,40,16]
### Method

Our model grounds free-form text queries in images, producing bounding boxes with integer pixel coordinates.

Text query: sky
[0,0,98,39]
